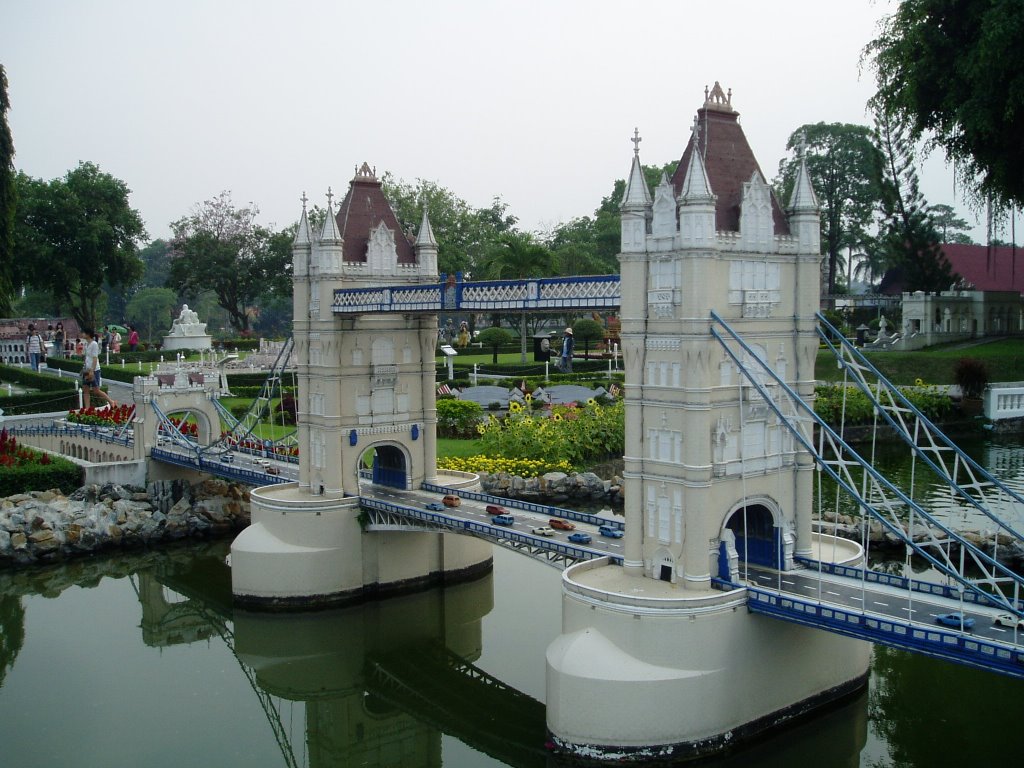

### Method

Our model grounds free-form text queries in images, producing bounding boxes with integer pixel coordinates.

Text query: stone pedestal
[162,333,212,351]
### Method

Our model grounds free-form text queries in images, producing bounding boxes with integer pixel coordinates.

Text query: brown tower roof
[670,83,790,235]
[335,163,416,263]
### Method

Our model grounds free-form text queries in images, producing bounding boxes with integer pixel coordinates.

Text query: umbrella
[106,324,129,333]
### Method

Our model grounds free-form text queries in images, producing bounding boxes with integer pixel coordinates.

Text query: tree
[380,174,518,277]
[137,239,174,289]
[570,318,605,360]
[0,65,15,316]
[865,0,1024,210]
[776,124,885,295]
[873,109,956,293]
[475,326,512,364]
[14,162,145,330]
[478,232,555,362]
[125,287,178,342]
[168,192,291,333]
[928,204,974,245]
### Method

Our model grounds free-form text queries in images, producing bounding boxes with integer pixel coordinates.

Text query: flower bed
[66,404,136,428]
[0,428,82,495]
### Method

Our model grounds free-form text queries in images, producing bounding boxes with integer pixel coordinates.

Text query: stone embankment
[478,470,624,505]
[0,479,250,567]
[815,510,1024,569]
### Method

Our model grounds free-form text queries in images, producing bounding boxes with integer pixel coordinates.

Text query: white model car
[993,613,1024,629]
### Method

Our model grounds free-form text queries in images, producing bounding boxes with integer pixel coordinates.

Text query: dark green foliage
[953,358,989,398]
[275,393,297,426]
[380,174,518,277]
[436,399,483,438]
[475,326,513,364]
[865,0,1024,210]
[872,109,955,292]
[169,193,291,333]
[0,65,15,316]
[569,318,605,358]
[0,458,82,496]
[776,123,885,294]
[14,163,146,330]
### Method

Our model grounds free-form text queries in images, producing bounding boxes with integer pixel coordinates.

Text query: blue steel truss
[709,311,1024,619]
[816,312,1024,542]
[332,274,621,314]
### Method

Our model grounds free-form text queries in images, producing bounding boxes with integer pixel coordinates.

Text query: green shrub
[436,399,483,438]
[953,358,989,399]
[0,460,83,496]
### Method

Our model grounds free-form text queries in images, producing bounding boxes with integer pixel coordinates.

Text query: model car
[935,612,974,629]
[598,525,623,538]
[531,526,556,537]
[425,502,445,511]
[486,504,509,515]
[442,495,461,507]
[993,612,1024,629]
[549,518,576,531]
[568,532,592,544]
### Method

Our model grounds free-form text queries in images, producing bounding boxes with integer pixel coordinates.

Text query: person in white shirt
[26,323,44,371]
[81,328,116,409]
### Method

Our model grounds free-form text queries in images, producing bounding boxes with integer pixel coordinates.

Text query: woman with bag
[81,328,116,409]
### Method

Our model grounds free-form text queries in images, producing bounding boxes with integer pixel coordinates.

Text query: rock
[10,531,27,549]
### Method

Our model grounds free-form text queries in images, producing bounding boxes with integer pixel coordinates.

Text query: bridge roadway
[152,445,1024,677]
[150,444,625,567]
[737,564,1024,679]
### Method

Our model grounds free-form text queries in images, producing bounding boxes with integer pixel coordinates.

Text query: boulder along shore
[0,480,250,567]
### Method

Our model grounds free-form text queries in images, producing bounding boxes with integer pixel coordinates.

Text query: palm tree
[479,233,555,362]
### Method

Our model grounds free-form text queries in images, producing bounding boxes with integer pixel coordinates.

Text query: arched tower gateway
[230,164,491,608]
[546,85,870,760]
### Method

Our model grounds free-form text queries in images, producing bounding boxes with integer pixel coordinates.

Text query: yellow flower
[509,401,523,413]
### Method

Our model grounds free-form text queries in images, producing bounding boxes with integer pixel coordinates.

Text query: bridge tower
[546,84,870,761]
[231,164,490,608]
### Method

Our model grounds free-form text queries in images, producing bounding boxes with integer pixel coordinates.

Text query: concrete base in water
[546,559,871,762]
[230,482,493,610]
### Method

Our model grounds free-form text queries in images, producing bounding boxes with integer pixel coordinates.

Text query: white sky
[1,0,986,243]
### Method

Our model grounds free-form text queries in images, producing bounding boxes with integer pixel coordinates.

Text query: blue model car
[568,532,592,544]
[598,525,623,538]
[935,612,975,629]
[492,514,515,526]
[425,502,445,511]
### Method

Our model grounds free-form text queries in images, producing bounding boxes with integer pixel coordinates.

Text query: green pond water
[1,436,1023,767]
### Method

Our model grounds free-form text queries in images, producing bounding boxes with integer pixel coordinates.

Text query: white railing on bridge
[332,274,621,314]
[985,382,1024,421]
[745,585,1024,680]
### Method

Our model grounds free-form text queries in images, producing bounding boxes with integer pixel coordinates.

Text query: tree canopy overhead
[14,162,145,330]
[864,0,1024,210]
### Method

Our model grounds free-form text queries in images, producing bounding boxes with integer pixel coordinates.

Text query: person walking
[127,325,139,352]
[26,323,44,371]
[560,327,574,373]
[81,328,116,409]
[53,322,65,358]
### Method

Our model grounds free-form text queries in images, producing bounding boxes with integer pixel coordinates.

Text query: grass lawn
[437,438,484,458]
[815,338,1024,385]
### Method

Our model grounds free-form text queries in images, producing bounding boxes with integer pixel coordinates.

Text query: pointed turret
[787,135,821,256]
[414,208,439,276]
[651,172,677,239]
[677,117,717,247]
[292,192,312,278]
[620,128,651,253]
[316,187,344,276]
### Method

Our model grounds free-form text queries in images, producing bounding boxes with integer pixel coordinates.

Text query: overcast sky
[2,0,986,244]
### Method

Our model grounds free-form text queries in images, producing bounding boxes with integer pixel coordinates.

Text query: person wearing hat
[560,327,575,373]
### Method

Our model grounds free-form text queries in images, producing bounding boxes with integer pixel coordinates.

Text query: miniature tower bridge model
[544,85,870,761]
[230,165,491,606]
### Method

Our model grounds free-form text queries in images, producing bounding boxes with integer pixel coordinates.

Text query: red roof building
[939,243,1024,295]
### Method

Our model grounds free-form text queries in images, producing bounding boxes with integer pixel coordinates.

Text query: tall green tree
[776,123,885,295]
[125,286,178,342]
[380,174,517,277]
[168,192,291,334]
[14,162,145,330]
[928,204,975,245]
[865,0,1024,210]
[0,65,14,316]
[479,232,555,362]
[873,109,955,293]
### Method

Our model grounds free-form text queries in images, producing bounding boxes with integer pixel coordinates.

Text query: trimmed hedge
[0,458,83,496]
[0,364,78,391]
